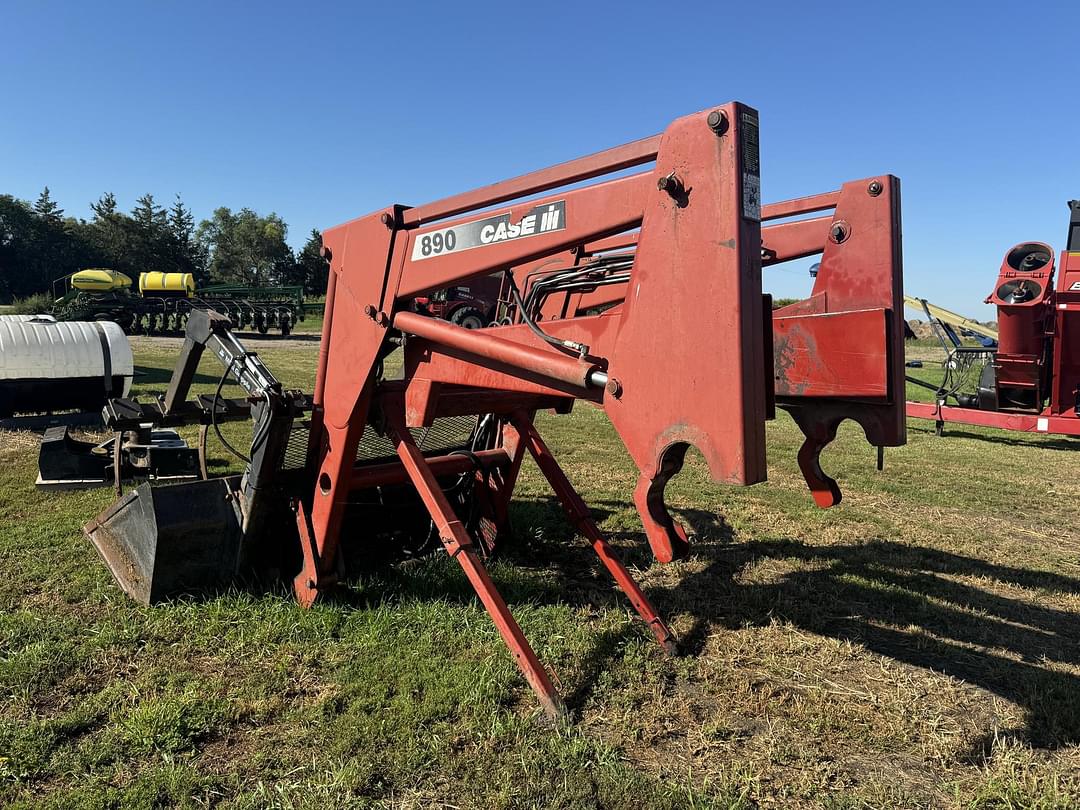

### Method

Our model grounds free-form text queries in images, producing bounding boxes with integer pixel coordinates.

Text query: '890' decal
[411,201,565,261]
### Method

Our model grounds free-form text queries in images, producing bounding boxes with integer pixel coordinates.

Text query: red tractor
[413,273,505,328]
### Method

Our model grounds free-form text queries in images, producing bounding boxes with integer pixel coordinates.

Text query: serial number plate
[410,200,566,261]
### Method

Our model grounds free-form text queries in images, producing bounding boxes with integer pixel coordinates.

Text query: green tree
[32,187,77,293]
[86,192,132,275]
[0,190,96,299]
[90,191,118,220]
[293,228,328,295]
[0,195,42,299]
[33,187,64,225]
[196,207,293,285]
[128,193,170,272]
[167,195,207,281]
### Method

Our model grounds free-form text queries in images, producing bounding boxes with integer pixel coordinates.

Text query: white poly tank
[0,314,57,322]
[0,320,133,417]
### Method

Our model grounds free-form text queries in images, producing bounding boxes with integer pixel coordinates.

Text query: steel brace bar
[386,407,677,719]
[509,412,678,654]
[385,410,567,721]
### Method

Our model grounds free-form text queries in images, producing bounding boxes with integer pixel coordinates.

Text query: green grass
[0,341,1078,808]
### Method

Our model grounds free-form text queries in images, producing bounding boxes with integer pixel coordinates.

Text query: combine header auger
[84,103,906,719]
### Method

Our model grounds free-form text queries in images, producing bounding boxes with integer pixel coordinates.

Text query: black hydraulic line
[905,375,942,393]
[526,269,632,311]
[531,274,632,302]
[521,256,634,318]
[503,270,590,357]
[212,355,253,464]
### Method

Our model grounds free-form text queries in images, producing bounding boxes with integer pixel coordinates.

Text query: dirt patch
[0,428,41,458]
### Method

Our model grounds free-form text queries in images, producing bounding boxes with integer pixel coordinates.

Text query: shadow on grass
[105,485,1079,748]
[241,332,321,343]
[132,365,221,388]
[502,495,1080,749]
[908,421,1080,451]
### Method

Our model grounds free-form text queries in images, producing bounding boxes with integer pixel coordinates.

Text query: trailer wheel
[450,306,486,330]
[279,316,291,336]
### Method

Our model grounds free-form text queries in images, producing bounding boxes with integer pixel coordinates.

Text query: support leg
[510,413,678,655]
[386,409,567,721]
[294,417,366,606]
[197,424,210,481]
[112,432,123,497]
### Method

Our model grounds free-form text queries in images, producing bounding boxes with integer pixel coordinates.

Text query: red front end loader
[84,103,905,718]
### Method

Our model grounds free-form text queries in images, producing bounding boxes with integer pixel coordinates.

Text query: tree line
[0,188,328,302]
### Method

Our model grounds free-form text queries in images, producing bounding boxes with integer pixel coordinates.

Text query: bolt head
[606,378,623,398]
[867,180,883,197]
[363,304,377,318]
[380,212,393,227]
[706,109,728,134]
[829,221,851,244]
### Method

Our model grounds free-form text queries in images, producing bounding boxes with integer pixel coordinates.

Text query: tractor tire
[450,306,486,330]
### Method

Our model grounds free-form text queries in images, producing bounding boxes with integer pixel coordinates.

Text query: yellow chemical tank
[71,268,133,292]
[139,272,195,298]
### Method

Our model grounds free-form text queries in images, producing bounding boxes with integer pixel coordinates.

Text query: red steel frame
[519,179,906,506]
[295,103,904,717]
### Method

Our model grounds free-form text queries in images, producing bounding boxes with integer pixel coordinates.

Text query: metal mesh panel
[280,415,477,471]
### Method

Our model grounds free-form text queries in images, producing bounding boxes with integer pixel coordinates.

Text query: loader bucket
[83,478,243,605]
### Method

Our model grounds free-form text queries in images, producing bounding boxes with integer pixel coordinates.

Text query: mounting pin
[706,110,728,135]
[657,171,684,198]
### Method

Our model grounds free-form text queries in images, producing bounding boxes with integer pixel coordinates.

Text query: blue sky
[3,1,1078,315]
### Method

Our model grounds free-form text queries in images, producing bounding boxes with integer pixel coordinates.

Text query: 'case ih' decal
[411,201,565,261]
